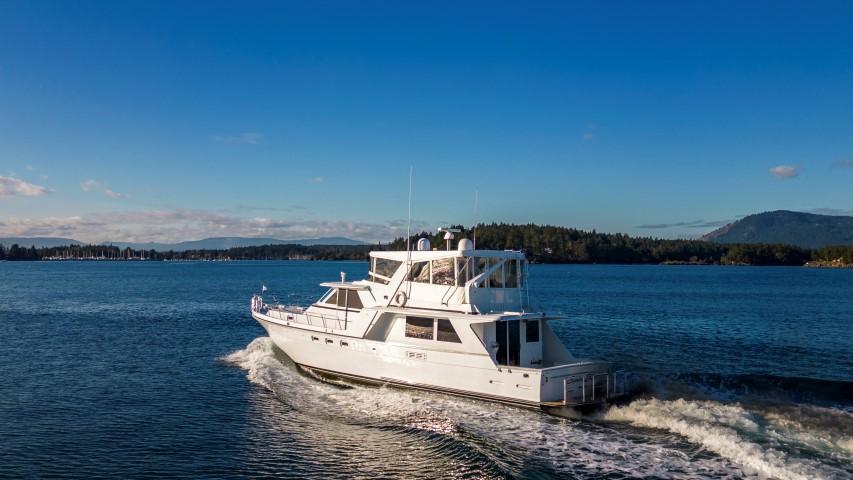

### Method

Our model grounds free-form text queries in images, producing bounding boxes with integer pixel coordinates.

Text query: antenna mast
[406,166,413,253]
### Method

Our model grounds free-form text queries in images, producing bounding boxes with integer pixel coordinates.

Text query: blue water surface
[1,261,851,479]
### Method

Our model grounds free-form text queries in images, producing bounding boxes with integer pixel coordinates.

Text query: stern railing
[561,371,628,406]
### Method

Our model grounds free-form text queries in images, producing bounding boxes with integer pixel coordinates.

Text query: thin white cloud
[210,132,263,145]
[0,209,425,244]
[835,159,853,169]
[81,179,125,199]
[0,176,48,198]
[80,179,101,192]
[104,189,126,199]
[582,132,594,140]
[311,176,324,184]
[769,165,798,179]
[636,219,732,229]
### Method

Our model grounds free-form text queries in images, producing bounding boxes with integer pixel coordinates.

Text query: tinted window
[456,258,472,286]
[436,319,461,343]
[525,320,539,343]
[489,258,504,288]
[371,258,401,284]
[407,261,430,283]
[405,316,434,340]
[324,290,338,305]
[431,258,454,285]
[346,290,363,309]
[476,257,489,287]
[505,260,518,288]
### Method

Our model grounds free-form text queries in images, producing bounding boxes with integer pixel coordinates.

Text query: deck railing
[561,371,628,406]
[252,294,349,330]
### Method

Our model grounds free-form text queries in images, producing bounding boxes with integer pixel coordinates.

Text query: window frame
[436,318,461,343]
[404,316,435,340]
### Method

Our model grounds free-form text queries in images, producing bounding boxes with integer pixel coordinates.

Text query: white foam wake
[224,338,851,479]
[605,398,851,480]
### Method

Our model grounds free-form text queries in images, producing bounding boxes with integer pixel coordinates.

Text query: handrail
[253,294,349,331]
[561,370,629,406]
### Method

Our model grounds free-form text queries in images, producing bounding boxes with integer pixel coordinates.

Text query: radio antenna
[406,165,413,253]
[473,189,479,249]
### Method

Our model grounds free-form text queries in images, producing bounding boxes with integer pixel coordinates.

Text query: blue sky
[2,1,852,243]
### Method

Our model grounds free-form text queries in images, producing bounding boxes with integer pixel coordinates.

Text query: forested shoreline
[2,223,852,266]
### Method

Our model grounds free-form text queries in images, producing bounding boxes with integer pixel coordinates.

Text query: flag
[261,285,267,292]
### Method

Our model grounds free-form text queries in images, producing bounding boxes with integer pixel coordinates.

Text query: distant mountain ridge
[701,210,853,249]
[0,237,82,248]
[0,236,366,250]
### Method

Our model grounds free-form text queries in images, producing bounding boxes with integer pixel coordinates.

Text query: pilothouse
[251,229,627,410]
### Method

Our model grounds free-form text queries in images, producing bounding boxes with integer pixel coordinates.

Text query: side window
[525,320,540,343]
[345,290,363,309]
[475,257,489,287]
[436,319,461,343]
[505,259,518,288]
[431,258,454,285]
[371,258,401,284]
[489,258,504,288]
[407,261,430,283]
[405,316,434,340]
[456,257,472,286]
[324,289,338,305]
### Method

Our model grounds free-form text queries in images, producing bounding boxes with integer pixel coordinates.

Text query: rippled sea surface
[1,261,852,479]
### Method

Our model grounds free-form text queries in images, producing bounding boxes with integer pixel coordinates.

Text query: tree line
[2,223,852,266]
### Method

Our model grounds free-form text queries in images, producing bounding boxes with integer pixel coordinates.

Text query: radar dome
[457,238,474,251]
[416,238,431,251]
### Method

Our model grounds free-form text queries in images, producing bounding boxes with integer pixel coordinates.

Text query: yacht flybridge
[250,233,627,410]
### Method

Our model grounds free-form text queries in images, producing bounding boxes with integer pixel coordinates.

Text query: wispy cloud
[80,179,101,192]
[582,132,594,140]
[834,159,853,169]
[210,132,263,145]
[0,176,48,198]
[103,189,126,199]
[311,176,324,184]
[769,165,798,179]
[636,219,732,229]
[0,209,425,243]
[81,179,126,199]
[807,208,853,216]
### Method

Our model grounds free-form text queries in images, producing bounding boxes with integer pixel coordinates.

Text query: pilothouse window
[371,258,401,284]
[405,316,434,340]
[431,258,454,285]
[407,261,430,283]
[436,319,461,343]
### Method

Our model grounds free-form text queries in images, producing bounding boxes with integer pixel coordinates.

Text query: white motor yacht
[251,232,627,410]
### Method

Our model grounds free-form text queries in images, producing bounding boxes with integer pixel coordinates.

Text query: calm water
[1,261,852,479]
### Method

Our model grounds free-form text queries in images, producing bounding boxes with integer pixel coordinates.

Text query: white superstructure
[250,235,626,409]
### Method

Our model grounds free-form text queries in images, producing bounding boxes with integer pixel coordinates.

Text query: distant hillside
[0,236,365,251]
[0,237,82,248]
[112,236,366,251]
[702,211,853,249]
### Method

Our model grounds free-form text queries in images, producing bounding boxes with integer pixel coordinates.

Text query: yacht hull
[254,313,545,407]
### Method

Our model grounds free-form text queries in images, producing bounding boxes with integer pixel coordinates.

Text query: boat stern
[539,361,629,410]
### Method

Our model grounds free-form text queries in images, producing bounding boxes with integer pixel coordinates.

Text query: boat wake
[223,337,853,479]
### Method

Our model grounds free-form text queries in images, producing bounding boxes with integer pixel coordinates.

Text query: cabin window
[436,319,461,343]
[371,258,401,284]
[525,319,539,343]
[345,290,363,309]
[489,258,504,288]
[324,290,338,305]
[407,261,430,283]
[505,259,518,288]
[405,316,434,340]
[431,258,454,285]
[456,257,472,286]
[475,257,489,287]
